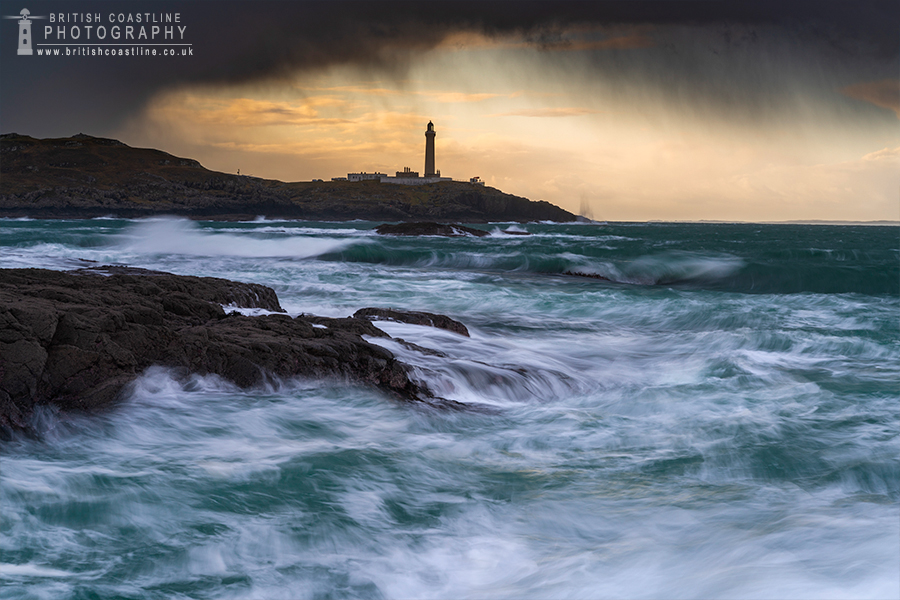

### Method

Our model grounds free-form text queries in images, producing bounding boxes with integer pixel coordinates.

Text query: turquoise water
[1,218,898,599]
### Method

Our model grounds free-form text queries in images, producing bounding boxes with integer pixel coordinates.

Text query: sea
[1,217,898,600]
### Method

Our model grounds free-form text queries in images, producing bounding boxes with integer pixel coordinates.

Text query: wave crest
[121,218,360,258]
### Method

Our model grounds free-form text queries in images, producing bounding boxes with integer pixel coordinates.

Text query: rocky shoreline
[0,266,467,435]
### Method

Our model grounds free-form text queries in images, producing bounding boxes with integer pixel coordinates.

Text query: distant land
[0,133,576,222]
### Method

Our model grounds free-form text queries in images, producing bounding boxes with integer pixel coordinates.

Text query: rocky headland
[0,267,468,435]
[0,133,576,223]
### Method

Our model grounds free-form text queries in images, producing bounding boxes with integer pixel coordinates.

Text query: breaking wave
[121,217,361,258]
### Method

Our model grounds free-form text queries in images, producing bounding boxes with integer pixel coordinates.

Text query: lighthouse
[17,8,32,55]
[424,121,436,177]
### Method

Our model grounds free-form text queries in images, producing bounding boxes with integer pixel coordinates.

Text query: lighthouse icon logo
[4,8,44,55]
[17,8,32,55]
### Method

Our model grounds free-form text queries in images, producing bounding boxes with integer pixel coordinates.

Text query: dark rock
[303,315,390,338]
[353,308,470,337]
[375,222,490,237]
[0,268,433,434]
[563,270,614,282]
[394,338,449,357]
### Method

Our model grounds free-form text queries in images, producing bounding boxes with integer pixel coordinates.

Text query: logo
[4,7,192,57]
[3,8,46,55]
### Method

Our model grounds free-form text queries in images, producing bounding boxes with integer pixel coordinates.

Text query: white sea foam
[0,563,75,578]
[120,217,360,258]
[2,220,897,600]
[220,304,282,316]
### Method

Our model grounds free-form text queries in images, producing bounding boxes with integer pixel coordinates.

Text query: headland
[0,133,576,222]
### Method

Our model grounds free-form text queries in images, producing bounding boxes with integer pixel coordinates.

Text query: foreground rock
[374,222,490,237]
[353,308,470,337]
[0,267,438,433]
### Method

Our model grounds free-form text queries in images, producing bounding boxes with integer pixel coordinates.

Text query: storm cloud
[1,0,897,136]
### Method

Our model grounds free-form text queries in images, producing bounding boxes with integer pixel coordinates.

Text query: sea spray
[122,217,363,259]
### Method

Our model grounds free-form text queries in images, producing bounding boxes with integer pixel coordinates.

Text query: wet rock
[374,222,490,237]
[394,339,449,357]
[75,265,284,311]
[303,315,390,338]
[353,308,470,337]
[563,270,614,282]
[0,268,430,434]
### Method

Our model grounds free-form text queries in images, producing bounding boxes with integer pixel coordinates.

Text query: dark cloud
[1,0,897,136]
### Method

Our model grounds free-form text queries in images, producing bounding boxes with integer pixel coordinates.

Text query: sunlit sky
[3,1,898,221]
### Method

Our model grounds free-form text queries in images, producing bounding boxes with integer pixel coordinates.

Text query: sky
[1,0,898,221]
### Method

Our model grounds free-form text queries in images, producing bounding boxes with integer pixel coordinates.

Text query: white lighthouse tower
[17,8,32,55]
